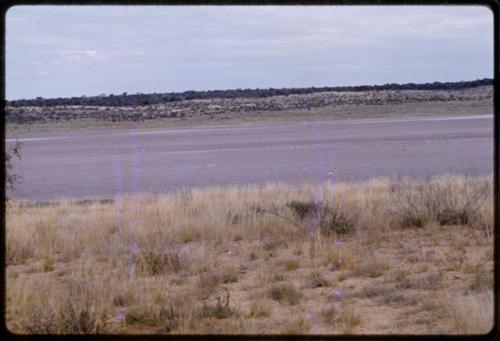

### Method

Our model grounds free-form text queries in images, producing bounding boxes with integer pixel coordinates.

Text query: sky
[6,5,494,100]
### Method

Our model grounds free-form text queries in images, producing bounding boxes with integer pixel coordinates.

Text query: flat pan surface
[7,115,494,201]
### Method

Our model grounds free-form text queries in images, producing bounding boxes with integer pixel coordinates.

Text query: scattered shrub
[337,271,348,282]
[281,317,311,334]
[469,264,492,292]
[414,271,444,290]
[286,200,359,235]
[353,257,389,278]
[220,266,240,284]
[320,203,359,236]
[112,292,133,307]
[269,284,302,305]
[17,279,105,334]
[448,291,493,334]
[381,292,418,306]
[282,258,300,272]
[197,272,222,297]
[323,248,356,271]
[321,305,338,324]
[263,239,287,251]
[249,300,271,318]
[125,304,178,332]
[394,270,408,283]
[338,307,362,333]
[199,287,236,319]
[134,247,183,276]
[287,201,319,220]
[358,285,393,299]
[6,242,33,266]
[304,271,330,288]
[57,280,103,333]
[42,258,55,272]
[387,177,491,229]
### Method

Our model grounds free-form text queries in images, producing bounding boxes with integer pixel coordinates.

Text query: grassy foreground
[6,175,494,334]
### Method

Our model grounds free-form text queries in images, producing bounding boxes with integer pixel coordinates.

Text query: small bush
[469,264,492,292]
[249,300,271,318]
[125,304,178,331]
[6,243,33,266]
[394,270,408,282]
[338,307,362,333]
[387,177,491,229]
[42,258,55,272]
[323,248,356,271]
[448,291,493,334]
[320,204,359,236]
[304,271,330,288]
[418,264,429,273]
[353,257,389,278]
[220,266,240,284]
[287,200,319,220]
[263,239,287,251]
[287,200,359,235]
[9,279,104,334]
[199,304,235,319]
[17,279,105,334]
[269,284,302,305]
[272,273,286,282]
[57,280,103,334]
[337,271,348,282]
[321,305,338,324]
[413,271,444,290]
[281,317,311,334]
[134,248,183,276]
[112,288,136,307]
[381,292,418,306]
[199,287,236,319]
[358,285,393,299]
[282,258,300,271]
[197,272,223,296]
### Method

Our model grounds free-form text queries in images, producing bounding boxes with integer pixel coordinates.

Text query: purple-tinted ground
[6,115,494,201]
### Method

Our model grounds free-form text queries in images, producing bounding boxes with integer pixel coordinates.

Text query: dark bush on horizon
[7,78,493,108]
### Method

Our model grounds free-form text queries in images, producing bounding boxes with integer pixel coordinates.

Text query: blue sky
[6,5,493,100]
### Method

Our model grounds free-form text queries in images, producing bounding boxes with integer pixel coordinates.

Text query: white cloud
[56,49,104,60]
[5,5,494,100]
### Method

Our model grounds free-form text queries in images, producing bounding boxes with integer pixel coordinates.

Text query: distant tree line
[7,78,493,108]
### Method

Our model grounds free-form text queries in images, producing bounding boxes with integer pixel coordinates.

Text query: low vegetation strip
[6,175,494,334]
[5,84,493,124]
[7,78,492,107]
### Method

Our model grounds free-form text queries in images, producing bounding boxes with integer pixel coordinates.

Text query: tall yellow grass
[6,175,494,334]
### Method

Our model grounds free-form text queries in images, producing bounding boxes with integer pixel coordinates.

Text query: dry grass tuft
[304,270,330,288]
[353,256,390,278]
[447,291,493,334]
[468,264,493,292]
[199,288,237,320]
[281,258,301,272]
[9,277,106,334]
[269,284,302,305]
[281,317,311,334]
[249,300,272,318]
[134,248,184,276]
[338,306,362,334]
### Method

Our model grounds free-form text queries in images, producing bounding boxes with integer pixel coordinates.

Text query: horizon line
[6,77,493,103]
